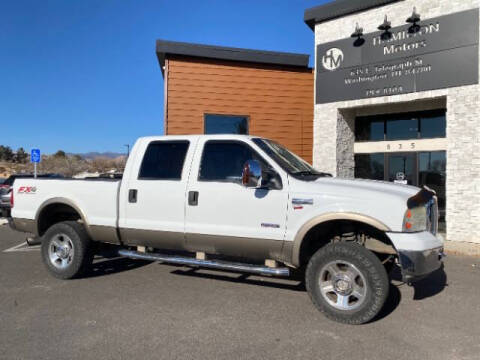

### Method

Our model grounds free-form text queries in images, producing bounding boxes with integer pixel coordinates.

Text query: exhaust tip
[26,237,41,246]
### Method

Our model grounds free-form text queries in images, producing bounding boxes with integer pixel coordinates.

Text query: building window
[355,117,384,141]
[204,114,249,135]
[138,141,189,180]
[355,109,446,142]
[386,117,418,140]
[419,151,446,223]
[354,150,446,232]
[419,111,446,138]
[354,153,385,180]
[387,152,417,184]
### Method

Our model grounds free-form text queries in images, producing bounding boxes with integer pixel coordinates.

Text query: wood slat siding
[165,56,314,163]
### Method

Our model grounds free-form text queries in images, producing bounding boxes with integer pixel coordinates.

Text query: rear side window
[199,141,263,182]
[138,141,189,180]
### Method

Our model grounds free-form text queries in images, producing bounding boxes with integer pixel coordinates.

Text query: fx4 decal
[18,186,37,194]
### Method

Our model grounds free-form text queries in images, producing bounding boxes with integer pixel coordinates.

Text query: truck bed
[12,178,121,230]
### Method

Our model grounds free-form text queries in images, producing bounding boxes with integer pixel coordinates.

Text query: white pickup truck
[9,135,444,324]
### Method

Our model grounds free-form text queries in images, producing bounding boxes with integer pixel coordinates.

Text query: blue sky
[1,0,329,154]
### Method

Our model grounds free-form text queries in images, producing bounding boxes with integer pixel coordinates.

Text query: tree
[62,155,88,178]
[114,156,127,172]
[54,150,66,158]
[0,146,14,162]
[15,148,28,163]
[91,157,114,173]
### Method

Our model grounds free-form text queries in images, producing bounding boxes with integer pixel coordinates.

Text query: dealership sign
[316,9,479,104]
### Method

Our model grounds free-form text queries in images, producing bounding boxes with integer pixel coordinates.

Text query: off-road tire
[41,221,94,279]
[306,242,389,325]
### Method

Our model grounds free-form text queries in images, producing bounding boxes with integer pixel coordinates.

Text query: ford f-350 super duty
[9,135,444,324]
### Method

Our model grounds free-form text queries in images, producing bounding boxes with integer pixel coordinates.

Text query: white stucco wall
[313,0,480,244]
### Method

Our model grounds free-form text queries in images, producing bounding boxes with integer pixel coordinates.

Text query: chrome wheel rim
[48,234,74,269]
[318,260,367,311]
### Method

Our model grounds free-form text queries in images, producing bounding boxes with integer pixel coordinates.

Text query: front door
[184,139,288,259]
[387,153,417,186]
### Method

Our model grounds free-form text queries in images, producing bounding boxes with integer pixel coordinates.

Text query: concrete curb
[444,240,480,258]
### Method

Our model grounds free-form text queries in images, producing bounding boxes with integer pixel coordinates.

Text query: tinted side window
[138,141,189,180]
[199,141,259,182]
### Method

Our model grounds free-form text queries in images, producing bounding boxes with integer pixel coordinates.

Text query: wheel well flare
[293,216,393,267]
[37,202,83,237]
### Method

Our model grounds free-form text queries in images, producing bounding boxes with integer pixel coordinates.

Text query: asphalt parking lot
[0,224,479,360]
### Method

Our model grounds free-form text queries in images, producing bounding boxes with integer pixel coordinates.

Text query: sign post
[31,149,41,178]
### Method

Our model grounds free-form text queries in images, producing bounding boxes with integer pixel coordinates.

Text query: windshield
[252,138,331,179]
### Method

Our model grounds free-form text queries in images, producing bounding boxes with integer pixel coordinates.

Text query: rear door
[119,138,196,249]
[184,138,288,259]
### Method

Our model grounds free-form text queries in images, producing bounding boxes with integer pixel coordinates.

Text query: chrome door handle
[188,191,199,206]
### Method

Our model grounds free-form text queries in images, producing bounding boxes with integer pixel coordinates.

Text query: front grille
[426,197,439,235]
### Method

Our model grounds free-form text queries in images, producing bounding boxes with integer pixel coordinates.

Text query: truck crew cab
[9,135,444,324]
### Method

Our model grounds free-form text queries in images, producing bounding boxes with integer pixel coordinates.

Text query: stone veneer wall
[313,0,480,244]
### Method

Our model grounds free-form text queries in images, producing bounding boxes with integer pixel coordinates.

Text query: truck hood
[312,177,419,200]
[290,176,421,232]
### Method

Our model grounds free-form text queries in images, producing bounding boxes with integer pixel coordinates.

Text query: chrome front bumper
[386,231,445,283]
[398,247,445,283]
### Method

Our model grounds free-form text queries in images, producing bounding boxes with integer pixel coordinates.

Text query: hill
[68,152,126,160]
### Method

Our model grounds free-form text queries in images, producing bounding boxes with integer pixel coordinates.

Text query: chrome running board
[117,249,290,277]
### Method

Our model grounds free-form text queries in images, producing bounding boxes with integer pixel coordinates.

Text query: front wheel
[306,242,389,325]
[41,221,94,279]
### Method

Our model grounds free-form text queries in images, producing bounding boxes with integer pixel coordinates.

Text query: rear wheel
[306,242,389,325]
[41,221,93,279]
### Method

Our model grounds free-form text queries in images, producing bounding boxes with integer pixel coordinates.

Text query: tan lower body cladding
[119,227,287,263]
[10,219,292,264]
[10,218,36,234]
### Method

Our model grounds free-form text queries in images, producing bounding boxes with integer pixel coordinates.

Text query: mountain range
[68,152,126,160]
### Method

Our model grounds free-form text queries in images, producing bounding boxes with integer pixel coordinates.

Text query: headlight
[403,206,427,232]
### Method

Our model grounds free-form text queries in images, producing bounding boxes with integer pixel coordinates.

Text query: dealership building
[157,0,480,245]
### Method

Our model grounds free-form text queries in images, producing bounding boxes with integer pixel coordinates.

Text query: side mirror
[242,160,263,188]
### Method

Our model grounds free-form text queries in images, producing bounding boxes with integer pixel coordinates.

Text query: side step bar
[117,249,290,277]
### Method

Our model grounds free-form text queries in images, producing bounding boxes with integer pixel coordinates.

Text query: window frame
[197,139,274,184]
[137,140,190,181]
[203,113,250,135]
[354,109,446,142]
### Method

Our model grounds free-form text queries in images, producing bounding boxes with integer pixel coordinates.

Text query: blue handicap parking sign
[31,149,41,163]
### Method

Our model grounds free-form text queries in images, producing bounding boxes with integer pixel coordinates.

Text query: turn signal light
[10,191,14,208]
[403,206,427,232]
